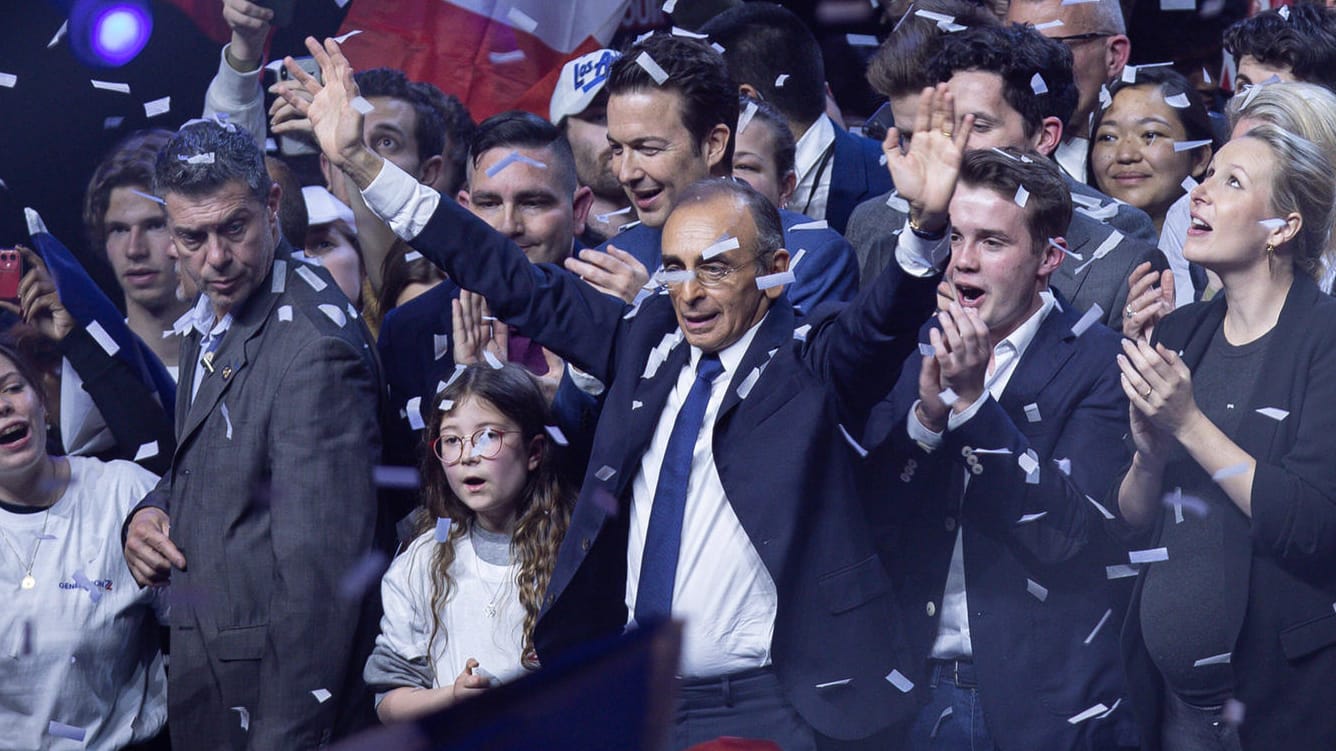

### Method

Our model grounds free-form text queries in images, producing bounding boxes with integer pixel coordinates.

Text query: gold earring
[1266,243,1276,257]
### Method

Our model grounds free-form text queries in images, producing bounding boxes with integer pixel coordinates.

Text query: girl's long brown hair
[413,363,574,670]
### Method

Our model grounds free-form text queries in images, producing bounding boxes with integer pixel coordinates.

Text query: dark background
[0,1,348,297]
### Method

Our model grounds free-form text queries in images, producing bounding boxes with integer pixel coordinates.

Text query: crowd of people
[4,0,1336,749]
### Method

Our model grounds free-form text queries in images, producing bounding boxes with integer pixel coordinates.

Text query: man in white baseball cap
[550,49,634,245]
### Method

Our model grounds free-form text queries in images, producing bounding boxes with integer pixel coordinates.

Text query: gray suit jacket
[847,182,1166,329]
[135,244,383,749]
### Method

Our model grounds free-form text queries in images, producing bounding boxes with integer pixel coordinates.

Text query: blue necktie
[635,354,725,626]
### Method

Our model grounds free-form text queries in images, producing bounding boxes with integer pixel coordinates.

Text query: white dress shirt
[1055,136,1090,185]
[624,320,778,678]
[792,114,836,222]
[906,293,1055,659]
[175,295,233,402]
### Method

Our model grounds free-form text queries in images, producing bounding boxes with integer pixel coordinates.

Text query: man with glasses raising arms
[1008,0,1132,182]
[285,35,962,749]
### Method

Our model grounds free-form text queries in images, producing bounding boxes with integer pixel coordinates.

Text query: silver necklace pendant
[21,574,35,589]
[484,601,497,618]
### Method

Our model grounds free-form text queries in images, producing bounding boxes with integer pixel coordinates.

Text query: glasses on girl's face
[432,427,513,465]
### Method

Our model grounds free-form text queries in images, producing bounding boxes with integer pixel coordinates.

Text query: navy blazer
[1121,274,1336,750]
[598,206,859,316]
[827,124,894,236]
[406,197,940,740]
[863,299,1139,749]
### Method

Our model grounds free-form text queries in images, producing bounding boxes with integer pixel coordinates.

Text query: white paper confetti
[1068,703,1109,724]
[104,116,125,129]
[1255,407,1288,421]
[790,220,829,231]
[435,517,453,543]
[838,424,870,458]
[1074,231,1123,274]
[755,271,795,290]
[270,260,287,293]
[1084,608,1113,644]
[815,678,852,689]
[373,466,420,489]
[1129,547,1169,564]
[492,50,524,65]
[438,398,454,410]
[668,26,710,38]
[1034,19,1065,29]
[319,304,347,327]
[711,42,726,54]
[939,20,968,31]
[1258,218,1286,232]
[789,248,808,271]
[1121,65,1138,84]
[312,688,333,703]
[1029,74,1048,95]
[919,342,935,357]
[846,33,879,47]
[405,397,425,430]
[1173,139,1212,152]
[635,52,669,85]
[1193,652,1231,667]
[914,9,955,21]
[1070,304,1103,337]
[72,570,103,603]
[485,150,549,178]
[1212,463,1248,482]
[91,79,131,94]
[47,721,86,741]
[332,28,362,43]
[1165,92,1191,108]
[1018,511,1048,524]
[1027,578,1049,601]
[1278,4,1290,19]
[296,265,327,291]
[1055,457,1072,475]
[1105,564,1139,579]
[443,363,468,391]
[793,324,811,342]
[278,305,293,322]
[701,235,740,260]
[134,441,159,461]
[886,193,910,213]
[545,425,569,446]
[0,73,16,88]
[47,20,67,48]
[655,269,695,286]
[144,96,171,118]
[885,669,914,692]
[1017,450,1039,475]
[1181,176,1198,193]
[1024,403,1041,422]
[404,250,424,263]
[506,6,538,32]
[939,388,959,407]
[483,350,504,370]
[231,706,250,731]
[219,402,234,440]
[736,366,762,400]
[775,74,790,87]
[86,321,121,357]
[595,465,616,482]
[181,152,215,165]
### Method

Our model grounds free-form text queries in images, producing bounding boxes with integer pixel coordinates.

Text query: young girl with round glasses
[364,363,574,723]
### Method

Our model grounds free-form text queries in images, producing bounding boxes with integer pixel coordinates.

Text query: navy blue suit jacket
[863,299,1139,749]
[406,197,940,740]
[827,125,893,236]
[597,206,859,316]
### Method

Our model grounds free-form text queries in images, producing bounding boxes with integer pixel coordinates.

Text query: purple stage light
[70,0,154,68]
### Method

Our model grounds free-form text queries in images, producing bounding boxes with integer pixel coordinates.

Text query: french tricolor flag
[335,0,631,119]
